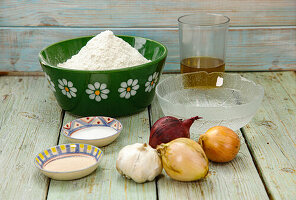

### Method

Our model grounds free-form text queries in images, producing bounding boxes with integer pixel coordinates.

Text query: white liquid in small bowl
[70,126,117,140]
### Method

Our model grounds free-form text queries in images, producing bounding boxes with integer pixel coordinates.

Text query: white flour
[58,30,150,70]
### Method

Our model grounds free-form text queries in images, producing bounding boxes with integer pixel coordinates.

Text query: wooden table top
[0,72,295,200]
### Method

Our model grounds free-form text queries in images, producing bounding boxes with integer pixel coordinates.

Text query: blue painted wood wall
[0,0,296,72]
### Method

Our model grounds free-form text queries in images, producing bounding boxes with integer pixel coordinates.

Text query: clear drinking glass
[178,13,230,75]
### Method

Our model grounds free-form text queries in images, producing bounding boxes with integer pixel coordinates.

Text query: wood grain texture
[47,110,157,200]
[241,72,296,200]
[0,72,295,199]
[0,71,45,76]
[149,74,269,200]
[0,76,62,200]
[0,0,296,27]
[1,27,295,72]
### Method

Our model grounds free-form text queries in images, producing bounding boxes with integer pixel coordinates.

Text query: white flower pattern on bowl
[118,79,139,99]
[86,82,110,102]
[58,79,77,99]
[45,74,56,92]
[145,72,159,92]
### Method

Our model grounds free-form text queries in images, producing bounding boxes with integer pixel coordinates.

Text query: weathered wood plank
[241,72,296,200]
[149,74,269,200]
[47,110,157,200]
[0,0,296,27]
[1,27,295,72]
[0,76,62,200]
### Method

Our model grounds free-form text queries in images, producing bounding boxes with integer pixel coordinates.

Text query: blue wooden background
[0,0,296,72]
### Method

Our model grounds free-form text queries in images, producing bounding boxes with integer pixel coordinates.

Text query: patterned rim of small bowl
[34,143,103,174]
[62,116,123,141]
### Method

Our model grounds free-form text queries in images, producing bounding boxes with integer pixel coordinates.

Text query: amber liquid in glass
[180,57,225,88]
[181,56,225,73]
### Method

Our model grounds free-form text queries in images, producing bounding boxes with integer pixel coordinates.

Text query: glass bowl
[155,72,264,134]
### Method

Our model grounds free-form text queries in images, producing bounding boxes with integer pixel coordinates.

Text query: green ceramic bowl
[39,35,167,117]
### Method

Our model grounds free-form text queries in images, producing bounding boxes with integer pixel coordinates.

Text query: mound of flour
[58,30,150,70]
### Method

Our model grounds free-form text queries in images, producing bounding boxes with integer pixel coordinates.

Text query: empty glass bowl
[155,72,264,134]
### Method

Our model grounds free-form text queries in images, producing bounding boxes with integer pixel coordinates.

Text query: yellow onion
[198,126,240,163]
[157,138,208,181]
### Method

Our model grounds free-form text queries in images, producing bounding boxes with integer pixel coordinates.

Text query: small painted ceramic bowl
[62,116,123,147]
[39,35,167,117]
[34,143,103,180]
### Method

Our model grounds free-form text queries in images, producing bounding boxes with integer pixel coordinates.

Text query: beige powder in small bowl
[43,154,97,172]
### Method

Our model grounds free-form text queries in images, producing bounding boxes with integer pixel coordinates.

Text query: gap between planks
[240,128,271,199]
[1,0,296,27]
[147,104,160,200]
[45,110,65,200]
[1,26,296,29]
[1,71,295,77]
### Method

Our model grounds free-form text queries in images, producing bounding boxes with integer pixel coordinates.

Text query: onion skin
[157,138,209,182]
[198,126,240,163]
[149,116,201,148]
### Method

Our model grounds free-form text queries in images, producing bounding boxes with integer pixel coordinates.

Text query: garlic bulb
[116,143,163,183]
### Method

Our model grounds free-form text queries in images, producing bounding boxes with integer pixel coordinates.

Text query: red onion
[149,116,202,148]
